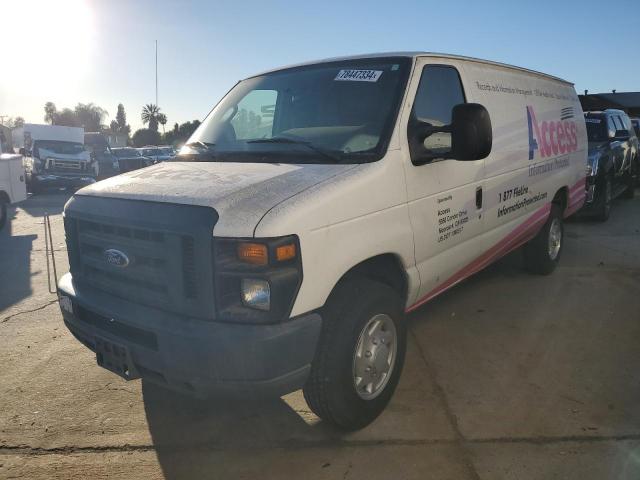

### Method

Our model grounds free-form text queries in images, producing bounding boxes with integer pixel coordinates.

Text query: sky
[1,0,638,133]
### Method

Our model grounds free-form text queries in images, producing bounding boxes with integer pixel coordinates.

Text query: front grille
[51,159,82,170]
[64,196,218,320]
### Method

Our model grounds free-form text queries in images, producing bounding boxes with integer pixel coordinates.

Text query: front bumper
[57,273,322,397]
[579,176,599,214]
[32,173,96,189]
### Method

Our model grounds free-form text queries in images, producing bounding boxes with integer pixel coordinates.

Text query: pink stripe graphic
[407,202,551,313]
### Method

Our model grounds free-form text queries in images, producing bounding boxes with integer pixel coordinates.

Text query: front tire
[523,204,564,275]
[303,277,407,431]
[595,175,612,222]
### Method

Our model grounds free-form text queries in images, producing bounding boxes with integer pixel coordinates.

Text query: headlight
[587,154,600,177]
[214,235,302,323]
[241,279,271,311]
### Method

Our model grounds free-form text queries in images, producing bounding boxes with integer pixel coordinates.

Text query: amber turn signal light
[276,243,296,262]
[237,243,268,265]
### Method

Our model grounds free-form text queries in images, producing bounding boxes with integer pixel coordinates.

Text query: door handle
[476,186,483,209]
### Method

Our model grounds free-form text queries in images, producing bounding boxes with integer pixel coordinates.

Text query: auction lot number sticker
[335,70,383,82]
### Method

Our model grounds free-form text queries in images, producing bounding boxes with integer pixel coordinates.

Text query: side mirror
[614,129,630,141]
[409,103,492,164]
[450,103,493,161]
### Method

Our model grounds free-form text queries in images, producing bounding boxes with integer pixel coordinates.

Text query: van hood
[76,161,359,237]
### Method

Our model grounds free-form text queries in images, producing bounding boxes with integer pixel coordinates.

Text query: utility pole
[155,40,158,107]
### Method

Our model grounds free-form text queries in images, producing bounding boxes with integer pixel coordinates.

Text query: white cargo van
[0,145,27,230]
[13,124,95,193]
[57,53,587,430]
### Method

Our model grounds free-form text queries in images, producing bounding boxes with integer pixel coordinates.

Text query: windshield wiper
[184,141,216,150]
[247,137,342,163]
[177,141,217,161]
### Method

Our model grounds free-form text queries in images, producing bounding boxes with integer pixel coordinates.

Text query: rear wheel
[622,161,636,199]
[0,199,7,230]
[524,204,563,275]
[303,277,407,431]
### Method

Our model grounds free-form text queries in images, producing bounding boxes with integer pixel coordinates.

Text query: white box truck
[57,53,587,430]
[0,143,27,230]
[12,124,96,193]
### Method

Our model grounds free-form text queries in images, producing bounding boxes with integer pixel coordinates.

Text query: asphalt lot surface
[1,191,639,479]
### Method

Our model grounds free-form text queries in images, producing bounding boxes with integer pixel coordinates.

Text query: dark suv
[582,110,638,221]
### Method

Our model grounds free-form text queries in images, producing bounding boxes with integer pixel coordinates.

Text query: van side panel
[405,60,587,312]
[462,62,587,258]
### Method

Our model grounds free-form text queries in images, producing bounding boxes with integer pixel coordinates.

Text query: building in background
[579,91,640,117]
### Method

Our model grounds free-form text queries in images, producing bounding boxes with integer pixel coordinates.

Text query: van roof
[251,52,572,86]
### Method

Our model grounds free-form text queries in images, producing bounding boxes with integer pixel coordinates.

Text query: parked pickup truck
[0,143,27,230]
[57,53,587,430]
[582,110,637,221]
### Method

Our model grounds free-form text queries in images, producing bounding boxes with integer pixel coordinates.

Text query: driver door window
[230,89,278,140]
[411,65,466,157]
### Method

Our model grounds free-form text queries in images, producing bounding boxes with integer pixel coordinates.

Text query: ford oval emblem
[104,249,130,268]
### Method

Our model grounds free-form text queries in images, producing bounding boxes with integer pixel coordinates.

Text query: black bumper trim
[58,273,322,397]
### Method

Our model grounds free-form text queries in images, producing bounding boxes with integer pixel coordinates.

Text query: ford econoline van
[57,53,587,430]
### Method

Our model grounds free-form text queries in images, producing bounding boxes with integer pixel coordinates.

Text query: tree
[54,108,79,127]
[132,128,161,147]
[74,103,107,132]
[141,104,161,132]
[13,117,25,128]
[115,103,130,134]
[109,120,119,132]
[44,102,57,124]
[157,113,167,134]
[162,119,201,146]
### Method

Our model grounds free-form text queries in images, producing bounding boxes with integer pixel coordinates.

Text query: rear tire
[523,204,563,275]
[303,277,407,431]
[0,200,7,231]
[622,163,635,200]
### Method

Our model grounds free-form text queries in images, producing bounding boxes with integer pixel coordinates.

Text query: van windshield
[34,140,85,156]
[183,57,411,164]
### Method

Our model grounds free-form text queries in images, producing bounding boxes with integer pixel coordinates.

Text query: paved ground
[1,191,639,480]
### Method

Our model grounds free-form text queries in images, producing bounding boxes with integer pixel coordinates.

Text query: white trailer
[0,146,27,229]
[12,124,95,193]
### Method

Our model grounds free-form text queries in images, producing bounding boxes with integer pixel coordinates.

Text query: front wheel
[523,204,564,275]
[303,277,407,431]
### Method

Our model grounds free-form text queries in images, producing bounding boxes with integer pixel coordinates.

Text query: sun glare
[2,0,93,94]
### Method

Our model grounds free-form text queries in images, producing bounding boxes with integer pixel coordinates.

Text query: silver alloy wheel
[548,217,562,260]
[352,313,397,400]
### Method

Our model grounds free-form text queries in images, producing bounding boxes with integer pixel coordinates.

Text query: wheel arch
[553,186,568,213]
[328,253,409,308]
[0,190,10,204]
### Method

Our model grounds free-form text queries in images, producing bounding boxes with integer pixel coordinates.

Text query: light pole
[155,40,158,107]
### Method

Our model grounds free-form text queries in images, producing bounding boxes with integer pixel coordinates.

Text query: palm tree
[157,113,167,134]
[44,102,57,124]
[141,104,161,132]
